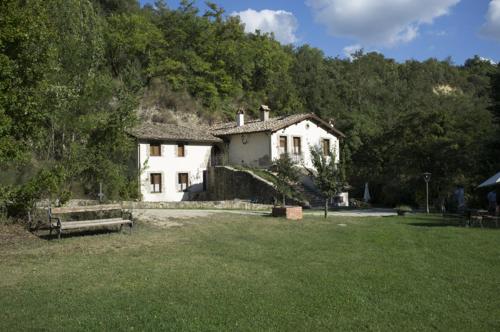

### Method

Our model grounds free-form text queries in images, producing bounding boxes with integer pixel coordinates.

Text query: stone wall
[207,166,279,204]
[36,199,272,211]
[122,200,272,211]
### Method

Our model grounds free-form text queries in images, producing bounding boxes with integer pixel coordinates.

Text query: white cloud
[231,9,298,44]
[479,56,497,65]
[343,44,362,59]
[306,0,460,47]
[481,0,500,41]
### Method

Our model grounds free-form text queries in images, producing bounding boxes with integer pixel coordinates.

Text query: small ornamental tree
[274,154,300,206]
[309,146,346,218]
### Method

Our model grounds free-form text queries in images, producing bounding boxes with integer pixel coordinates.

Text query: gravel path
[305,208,397,217]
[132,208,396,223]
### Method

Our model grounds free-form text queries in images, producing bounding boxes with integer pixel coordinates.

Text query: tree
[0,0,54,165]
[309,146,346,218]
[274,154,300,206]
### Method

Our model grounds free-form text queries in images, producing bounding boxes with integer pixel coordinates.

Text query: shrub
[273,155,300,206]
[395,205,412,213]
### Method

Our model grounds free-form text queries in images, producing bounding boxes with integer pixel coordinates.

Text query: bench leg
[58,228,62,240]
[129,222,133,235]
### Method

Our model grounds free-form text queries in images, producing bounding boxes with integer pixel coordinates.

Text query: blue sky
[140,0,500,65]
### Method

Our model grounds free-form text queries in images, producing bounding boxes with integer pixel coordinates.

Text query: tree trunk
[324,198,328,218]
[282,194,286,207]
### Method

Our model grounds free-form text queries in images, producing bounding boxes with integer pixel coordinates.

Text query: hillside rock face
[137,106,209,129]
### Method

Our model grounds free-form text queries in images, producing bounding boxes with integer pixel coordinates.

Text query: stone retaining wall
[37,199,271,211]
[122,200,272,211]
[207,166,279,204]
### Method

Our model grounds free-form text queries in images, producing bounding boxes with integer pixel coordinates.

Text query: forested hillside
[1,0,499,213]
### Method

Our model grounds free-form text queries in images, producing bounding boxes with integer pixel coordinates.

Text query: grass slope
[1,214,499,331]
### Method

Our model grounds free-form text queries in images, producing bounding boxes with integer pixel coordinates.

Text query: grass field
[1,213,499,331]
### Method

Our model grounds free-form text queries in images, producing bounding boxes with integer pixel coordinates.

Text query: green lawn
[1,213,499,331]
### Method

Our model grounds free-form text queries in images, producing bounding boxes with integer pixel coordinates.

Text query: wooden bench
[48,204,133,239]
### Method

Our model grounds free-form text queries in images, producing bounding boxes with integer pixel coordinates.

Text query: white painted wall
[270,119,340,168]
[227,132,272,167]
[138,142,212,202]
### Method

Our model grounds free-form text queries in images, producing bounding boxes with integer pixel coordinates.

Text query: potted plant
[271,154,303,220]
[395,205,412,216]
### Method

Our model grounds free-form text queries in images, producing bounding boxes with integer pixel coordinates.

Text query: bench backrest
[49,204,122,214]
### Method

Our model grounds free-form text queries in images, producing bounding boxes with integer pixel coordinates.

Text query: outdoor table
[467,209,489,227]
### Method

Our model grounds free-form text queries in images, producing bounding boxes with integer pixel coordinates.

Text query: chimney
[236,109,245,127]
[260,105,270,121]
[328,118,336,127]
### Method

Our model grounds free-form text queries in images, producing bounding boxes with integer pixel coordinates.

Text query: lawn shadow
[406,215,463,228]
[36,227,126,241]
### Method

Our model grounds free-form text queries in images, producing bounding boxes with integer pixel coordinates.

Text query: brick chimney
[260,105,270,121]
[236,109,245,127]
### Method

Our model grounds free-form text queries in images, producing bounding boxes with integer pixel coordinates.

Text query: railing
[289,153,304,164]
[278,152,304,163]
[291,153,303,164]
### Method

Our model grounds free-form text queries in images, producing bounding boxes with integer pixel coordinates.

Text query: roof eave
[134,136,222,144]
[270,114,346,138]
[211,129,272,137]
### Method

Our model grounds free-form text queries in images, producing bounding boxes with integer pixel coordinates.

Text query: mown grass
[1,213,499,331]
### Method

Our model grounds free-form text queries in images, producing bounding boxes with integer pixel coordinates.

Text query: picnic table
[466,209,499,228]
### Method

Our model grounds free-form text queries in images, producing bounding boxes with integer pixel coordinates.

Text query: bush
[395,205,412,213]
[273,155,300,206]
[5,166,70,218]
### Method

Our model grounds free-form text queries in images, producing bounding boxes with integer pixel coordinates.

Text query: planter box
[272,206,303,220]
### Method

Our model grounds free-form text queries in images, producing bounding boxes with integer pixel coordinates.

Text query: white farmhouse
[129,123,222,202]
[129,106,348,205]
[210,106,345,169]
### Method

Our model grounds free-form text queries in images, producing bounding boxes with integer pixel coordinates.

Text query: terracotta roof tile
[128,122,222,143]
[210,113,345,137]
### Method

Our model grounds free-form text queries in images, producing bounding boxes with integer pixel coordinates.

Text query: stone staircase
[294,176,325,208]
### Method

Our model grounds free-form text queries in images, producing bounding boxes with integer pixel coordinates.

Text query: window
[322,139,330,156]
[150,143,161,156]
[150,173,162,193]
[279,136,288,155]
[177,144,185,157]
[293,137,301,155]
[178,173,189,192]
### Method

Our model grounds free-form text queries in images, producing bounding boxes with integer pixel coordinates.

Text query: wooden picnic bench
[48,204,133,239]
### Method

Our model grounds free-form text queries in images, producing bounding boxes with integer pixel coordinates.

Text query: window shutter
[162,172,166,194]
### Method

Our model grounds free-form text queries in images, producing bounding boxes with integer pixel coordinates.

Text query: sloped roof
[210,113,345,137]
[128,122,222,143]
[477,171,500,188]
